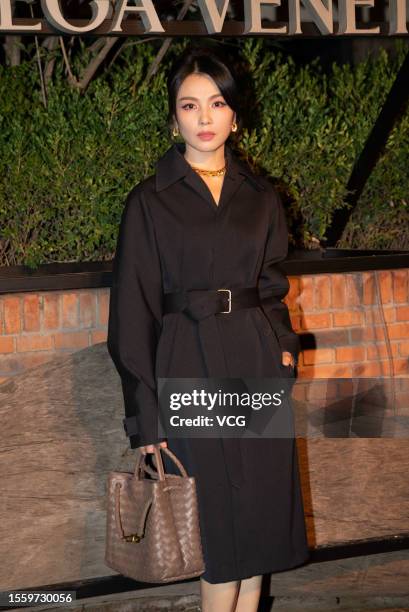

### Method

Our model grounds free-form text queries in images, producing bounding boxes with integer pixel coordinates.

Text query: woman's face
[174,72,236,152]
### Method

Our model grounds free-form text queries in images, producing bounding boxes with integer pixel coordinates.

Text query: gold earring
[231,121,238,133]
[172,125,179,137]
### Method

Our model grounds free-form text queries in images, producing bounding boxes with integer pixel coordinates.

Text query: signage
[1,0,407,37]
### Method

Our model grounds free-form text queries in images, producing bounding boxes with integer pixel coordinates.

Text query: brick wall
[0,269,408,385]
[0,288,109,384]
[289,269,408,378]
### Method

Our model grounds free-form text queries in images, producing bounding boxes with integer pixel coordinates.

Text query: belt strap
[163,287,261,320]
[162,286,262,489]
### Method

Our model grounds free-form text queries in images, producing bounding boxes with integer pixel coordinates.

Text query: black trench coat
[107,141,310,584]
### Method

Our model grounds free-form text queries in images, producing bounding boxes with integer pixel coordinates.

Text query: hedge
[0,38,407,268]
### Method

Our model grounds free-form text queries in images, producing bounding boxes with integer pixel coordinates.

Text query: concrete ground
[8,548,409,611]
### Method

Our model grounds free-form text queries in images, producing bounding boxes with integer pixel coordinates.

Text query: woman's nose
[199,109,212,124]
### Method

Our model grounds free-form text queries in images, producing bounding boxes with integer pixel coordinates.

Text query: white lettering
[41,0,110,33]
[0,0,42,30]
[111,0,164,33]
[338,0,380,34]
[288,0,333,34]
[389,0,408,34]
[197,0,230,33]
[244,0,287,34]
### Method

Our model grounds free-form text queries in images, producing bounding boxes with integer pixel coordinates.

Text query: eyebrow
[178,94,224,102]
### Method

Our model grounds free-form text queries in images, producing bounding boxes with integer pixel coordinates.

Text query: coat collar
[155,141,266,193]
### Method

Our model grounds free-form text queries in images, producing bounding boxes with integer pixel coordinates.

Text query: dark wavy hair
[166,45,242,142]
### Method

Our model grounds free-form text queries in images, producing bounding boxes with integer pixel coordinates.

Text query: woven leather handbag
[105,445,205,583]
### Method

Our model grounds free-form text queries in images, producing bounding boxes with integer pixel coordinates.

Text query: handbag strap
[114,482,152,543]
[134,446,188,480]
[114,447,189,543]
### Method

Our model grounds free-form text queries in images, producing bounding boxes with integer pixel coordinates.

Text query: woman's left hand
[281,351,295,367]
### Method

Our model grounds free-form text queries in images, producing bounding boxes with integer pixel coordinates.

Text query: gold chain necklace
[190,163,227,177]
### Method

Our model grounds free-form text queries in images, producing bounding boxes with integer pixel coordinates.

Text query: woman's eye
[180,101,226,110]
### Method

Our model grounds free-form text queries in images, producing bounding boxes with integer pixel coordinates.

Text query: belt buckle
[217,288,231,314]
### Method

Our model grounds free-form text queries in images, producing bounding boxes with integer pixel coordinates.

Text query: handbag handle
[114,447,188,543]
[134,446,188,480]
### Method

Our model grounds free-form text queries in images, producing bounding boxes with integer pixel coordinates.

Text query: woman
[107,46,310,612]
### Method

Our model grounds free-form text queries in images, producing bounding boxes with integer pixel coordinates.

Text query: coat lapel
[155,141,265,213]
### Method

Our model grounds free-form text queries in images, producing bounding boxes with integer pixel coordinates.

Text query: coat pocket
[279,362,296,378]
[254,306,274,337]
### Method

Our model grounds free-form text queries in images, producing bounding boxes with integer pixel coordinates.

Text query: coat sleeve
[107,186,166,449]
[258,188,301,366]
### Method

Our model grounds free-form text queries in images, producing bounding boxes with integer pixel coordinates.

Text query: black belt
[162,286,262,489]
[163,286,262,320]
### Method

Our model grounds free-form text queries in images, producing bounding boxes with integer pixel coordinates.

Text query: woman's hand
[139,440,168,454]
[281,351,295,367]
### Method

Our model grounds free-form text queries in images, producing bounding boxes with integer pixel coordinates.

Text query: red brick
[395,378,409,391]
[345,273,362,306]
[291,384,307,402]
[307,379,339,400]
[308,379,327,401]
[378,270,393,303]
[353,360,395,377]
[391,357,409,375]
[300,312,331,330]
[16,335,53,352]
[335,346,366,362]
[289,314,302,332]
[396,306,409,322]
[98,289,109,326]
[23,294,41,332]
[298,363,354,378]
[0,336,15,353]
[79,291,97,328]
[398,340,409,357]
[302,348,335,365]
[333,311,363,326]
[365,307,395,325]
[297,366,312,379]
[314,329,349,347]
[362,272,376,305]
[392,269,408,303]
[43,293,60,330]
[297,276,314,311]
[331,274,346,308]
[387,322,409,340]
[393,392,409,411]
[62,293,79,328]
[314,274,331,310]
[350,326,387,342]
[3,296,21,334]
[54,331,89,349]
[366,343,399,360]
[90,329,107,344]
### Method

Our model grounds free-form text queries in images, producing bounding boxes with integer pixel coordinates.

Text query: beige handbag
[105,445,205,583]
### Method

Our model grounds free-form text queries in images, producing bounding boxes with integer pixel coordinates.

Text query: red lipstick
[197,132,215,141]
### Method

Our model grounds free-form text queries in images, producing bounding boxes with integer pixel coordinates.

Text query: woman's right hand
[139,440,168,454]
